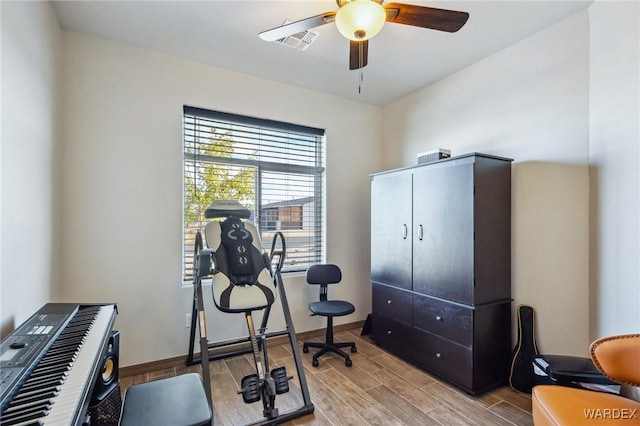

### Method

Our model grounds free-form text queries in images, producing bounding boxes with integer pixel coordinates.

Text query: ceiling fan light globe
[335,0,386,41]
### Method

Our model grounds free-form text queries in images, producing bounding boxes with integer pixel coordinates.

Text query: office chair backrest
[306,264,341,285]
[306,264,342,302]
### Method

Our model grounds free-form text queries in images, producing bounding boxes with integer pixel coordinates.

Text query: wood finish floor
[119,328,533,425]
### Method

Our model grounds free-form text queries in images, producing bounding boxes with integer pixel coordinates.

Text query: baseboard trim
[120,320,365,378]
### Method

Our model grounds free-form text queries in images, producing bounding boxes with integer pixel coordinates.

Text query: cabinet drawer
[371,314,413,359]
[413,330,473,390]
[413,295,473,347]
[372,283,412,325]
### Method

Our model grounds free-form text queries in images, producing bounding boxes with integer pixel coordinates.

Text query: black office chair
[303,264,357,367]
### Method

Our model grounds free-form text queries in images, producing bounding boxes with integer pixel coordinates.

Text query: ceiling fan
[259,0,469,70]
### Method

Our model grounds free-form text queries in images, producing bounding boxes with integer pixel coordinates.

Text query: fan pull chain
[358,40,364,94]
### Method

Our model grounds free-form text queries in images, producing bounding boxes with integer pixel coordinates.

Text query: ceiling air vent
[276,20,320,51]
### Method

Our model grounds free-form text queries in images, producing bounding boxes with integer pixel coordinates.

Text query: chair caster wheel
[351,346,357,353]
[345,358,352,367]
[303,346,309,353]
[312,359,319,367]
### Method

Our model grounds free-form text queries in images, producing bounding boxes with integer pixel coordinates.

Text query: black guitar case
[509,304,539,393]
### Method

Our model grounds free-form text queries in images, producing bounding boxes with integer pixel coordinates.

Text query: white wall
[4,0,636,370]
[588,0,640,339]
[383,11,592,355]
[59,31,383,367]
[1,1,62,336]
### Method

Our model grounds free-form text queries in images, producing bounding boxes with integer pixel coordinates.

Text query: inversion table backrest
[203,202,276,313]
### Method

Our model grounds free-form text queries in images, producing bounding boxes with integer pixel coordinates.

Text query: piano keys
[1,303,118,426]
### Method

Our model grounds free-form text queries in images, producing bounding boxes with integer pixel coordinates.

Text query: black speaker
[89,330,121,426]
[88,383,121,426]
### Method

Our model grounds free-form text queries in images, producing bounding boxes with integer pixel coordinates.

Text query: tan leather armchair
[532,334,640,425]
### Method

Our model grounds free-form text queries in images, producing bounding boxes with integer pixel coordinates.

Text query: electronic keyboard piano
[1,303,118,426]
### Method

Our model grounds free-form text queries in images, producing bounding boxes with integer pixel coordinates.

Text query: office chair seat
[303,264,357,367]
[309,300,355,317]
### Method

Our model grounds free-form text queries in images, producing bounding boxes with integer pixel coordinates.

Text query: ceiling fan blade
[259,12,336,42]
[384,3,469,33]
[349,40,369,70]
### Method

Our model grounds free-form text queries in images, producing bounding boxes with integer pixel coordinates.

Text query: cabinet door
[412,163,474,304]
[371,173,412,290]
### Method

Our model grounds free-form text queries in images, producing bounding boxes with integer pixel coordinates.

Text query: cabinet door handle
[418,224,424,240]
[387,300,393,305]
[402,224,408,239]
[435,316,443,321]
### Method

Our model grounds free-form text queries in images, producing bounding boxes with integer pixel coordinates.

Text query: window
[182,106,325,281]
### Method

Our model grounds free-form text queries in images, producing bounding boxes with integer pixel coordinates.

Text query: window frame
[182,106,326,282]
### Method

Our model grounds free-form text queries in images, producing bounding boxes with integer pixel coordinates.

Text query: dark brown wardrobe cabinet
[370,153,513,394]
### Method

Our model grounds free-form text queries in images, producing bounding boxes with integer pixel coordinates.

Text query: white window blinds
[182,106,325,281]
